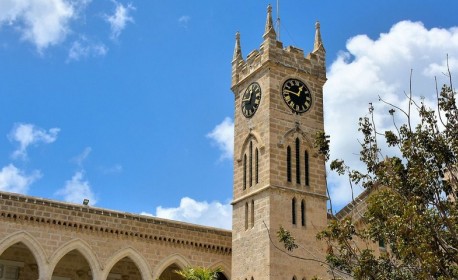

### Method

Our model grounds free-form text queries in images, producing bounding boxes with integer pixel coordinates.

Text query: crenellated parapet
[231,5,326,90]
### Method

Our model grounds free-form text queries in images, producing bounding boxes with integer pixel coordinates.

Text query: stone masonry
[0,192,231,280]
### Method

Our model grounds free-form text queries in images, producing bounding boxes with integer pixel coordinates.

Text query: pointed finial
[233,31,242,61]
[263,4,276,38]
[313,21,323,51]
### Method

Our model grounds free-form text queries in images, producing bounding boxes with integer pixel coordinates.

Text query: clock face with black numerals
[241,82,262,118]
[281,78,312,114]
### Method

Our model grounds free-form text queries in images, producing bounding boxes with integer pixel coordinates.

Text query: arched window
[301,200,305,227]
[255,148,259,184]
[293,276,297,280]
[292,198,297,225]
[251,200,255,228]
[304,151,309,186]
[287,146,292,182]
[296,138,301,184]
[249,141,253,187]
[243,154,247,190]
[245,202,248,230]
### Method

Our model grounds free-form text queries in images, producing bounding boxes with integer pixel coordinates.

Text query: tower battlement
[231,5,326,90]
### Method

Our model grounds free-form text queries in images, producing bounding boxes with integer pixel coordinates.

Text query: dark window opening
[296,138,301,184]
[301,200,305,226]
[292,198,297,225]
[255,148,259,184]
[251,200,255,228]
[243,154,247,190]
[249,141,253,187]
[305,151,309,186]
[287,146,292,182]
[245,202,248,230]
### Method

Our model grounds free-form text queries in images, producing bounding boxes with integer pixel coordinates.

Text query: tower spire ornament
[233,31,243,62]
[313,21,324,52]
[263,4,276,39]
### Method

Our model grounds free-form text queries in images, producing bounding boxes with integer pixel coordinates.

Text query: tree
[280,72,458,279]
[173,266,222,280]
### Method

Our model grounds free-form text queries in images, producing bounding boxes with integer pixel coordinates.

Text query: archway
[106,256,142,280]
[51,249,91,280]
[216,271,229,280]
[157,263,181,280]
[0,242,39,279]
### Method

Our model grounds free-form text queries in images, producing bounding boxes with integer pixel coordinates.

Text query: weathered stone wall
[231,8,328,279]
[0,192,231,280]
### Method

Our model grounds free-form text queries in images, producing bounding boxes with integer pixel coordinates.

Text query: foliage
[173,266,222,280]
[277,225,299,251]
[315,79,458,279]
[279,71,458,279]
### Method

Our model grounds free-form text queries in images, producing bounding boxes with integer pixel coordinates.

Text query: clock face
[241,82,262,118]
[281,78,312,113]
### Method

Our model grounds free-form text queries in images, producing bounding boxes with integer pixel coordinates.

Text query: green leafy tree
[279,71,458,279]
[173,266,222,280]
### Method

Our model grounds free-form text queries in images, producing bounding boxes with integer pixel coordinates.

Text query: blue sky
[1,0,458,229]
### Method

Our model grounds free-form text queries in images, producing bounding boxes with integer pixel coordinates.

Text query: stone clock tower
[231,5,328,280]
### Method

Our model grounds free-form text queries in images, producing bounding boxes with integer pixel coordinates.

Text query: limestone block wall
[0,191,231,280]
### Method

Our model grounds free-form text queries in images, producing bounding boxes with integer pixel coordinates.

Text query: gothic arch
[278,124,313,150]
[237,130,265,163]
[48,238,102,279]
[209,261,231,279]
[0,231,48,279]
[102,247,152,280]
[152,253,191,280]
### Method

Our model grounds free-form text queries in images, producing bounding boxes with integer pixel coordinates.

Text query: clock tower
[231,5,328,280]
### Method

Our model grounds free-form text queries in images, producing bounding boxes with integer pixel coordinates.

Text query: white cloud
[106,1,135,40]
[55,171,97,205]
[178,15,190,28]
[155,197,232,229]
[67,38,107,61]
[207,117,234,161]
[324,21,458,210]
[100,164,123,174]
[72,147,92,167]
[0,164,41,194]
[0,0,90,51]
[9,123,60,160]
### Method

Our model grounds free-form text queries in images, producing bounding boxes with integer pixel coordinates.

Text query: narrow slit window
[249,141,253,187]
[243,154,247,190]
[245,202,248,230]
[301,200,305,226]
[296,138,301,184]
[287,146,292,182]
[251,200,255,228]
[305,151,309,186]
[255,148,259,184]
[292,198,297,225]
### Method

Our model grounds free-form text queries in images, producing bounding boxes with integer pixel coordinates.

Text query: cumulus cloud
[0,164,41,194]
[106,1,135,40]
[9,123,60,160]
[154,197,232,229]
[67,38,107,61]
[324,21,458,210]
[55,171,97,205]
[0,0,90,51]
[207,117,234,161]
